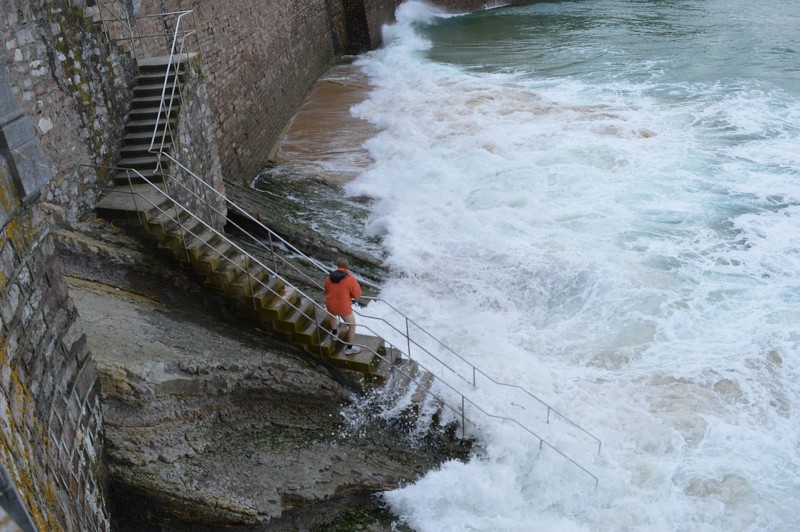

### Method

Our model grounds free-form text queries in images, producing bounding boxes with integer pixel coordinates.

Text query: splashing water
[306,0,800,529]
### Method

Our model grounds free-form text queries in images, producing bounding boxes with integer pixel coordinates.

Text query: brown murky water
[273,62,376,185]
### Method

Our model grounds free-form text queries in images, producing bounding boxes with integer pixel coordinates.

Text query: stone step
[158,227,217,265]
[326,334,385,375]
[120,142,168,159]
[252,278,291,310]
[410,370,436,406]
[256,287,301,323]
[189,239,234,273]
[137,53,197,70]
[226,261,273,299]
[165,227,223,265]
[132,94,181,107]
[310,334,338,359]
[133,82,179,98]
[273,297,316,335]
[143,206,201,243]
[203,249,250,288]
[292,314,335,348]
[112,168,167,186]
[368,346,403,383]
[118,154,160,170]
[125,117,176,133]
[383,358,421,397]
[136,70,184,87]
[124,129,172,143]
[129,105,179,121]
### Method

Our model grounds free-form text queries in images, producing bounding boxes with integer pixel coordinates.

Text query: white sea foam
[343,1,800,530]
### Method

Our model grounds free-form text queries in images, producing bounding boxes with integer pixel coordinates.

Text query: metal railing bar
[150,11,193,155]
[101,31,195,42]
[145,156,326,290]
[359,295,603,452]
[95,169,600,488]
[94,1,601,484]
[149,145,601,453]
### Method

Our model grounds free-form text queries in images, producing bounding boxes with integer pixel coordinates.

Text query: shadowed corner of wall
[0,462,36,532]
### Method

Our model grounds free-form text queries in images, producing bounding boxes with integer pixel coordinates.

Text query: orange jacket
[325,268,362,316]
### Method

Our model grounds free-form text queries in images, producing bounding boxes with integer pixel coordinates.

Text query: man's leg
[330,314,339,337]
[342,313,356,344]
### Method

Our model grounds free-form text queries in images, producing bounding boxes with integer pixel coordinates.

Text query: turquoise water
[324,1,800,530]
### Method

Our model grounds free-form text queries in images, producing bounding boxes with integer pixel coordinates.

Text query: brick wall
[127,0,345,185]
[131,0,505,186]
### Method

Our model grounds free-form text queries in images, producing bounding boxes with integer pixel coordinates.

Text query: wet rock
[55,220,463,529]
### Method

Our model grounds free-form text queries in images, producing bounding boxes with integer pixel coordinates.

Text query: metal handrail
[104,164,600,488]
[93,1,198,61]
[94,0,144,58]
[360,296,603,453]
[149,10,195,157]
[152,155,602,455]
[103,3,601,486]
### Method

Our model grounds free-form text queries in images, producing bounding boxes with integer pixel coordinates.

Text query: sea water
[289,0,800,529]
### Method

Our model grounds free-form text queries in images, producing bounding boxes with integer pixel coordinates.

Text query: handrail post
[461,395,466,440]
[405,318,411,359]
[267,231,279,274]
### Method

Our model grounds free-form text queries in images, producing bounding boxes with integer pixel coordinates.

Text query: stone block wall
[0,0,135,225]
[170,54,227,232]
[1,70,109,529]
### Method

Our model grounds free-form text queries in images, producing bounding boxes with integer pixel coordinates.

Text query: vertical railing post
[461,395,466,440]
[127,170,142,226]
[267,231,279,274]
[405,318,411,360]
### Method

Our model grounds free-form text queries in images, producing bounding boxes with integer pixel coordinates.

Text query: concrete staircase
[114,56,189,186]
[96,185,418,389]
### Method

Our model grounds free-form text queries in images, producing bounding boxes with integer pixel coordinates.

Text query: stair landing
[328,334,391,375]
[96,184,168,219]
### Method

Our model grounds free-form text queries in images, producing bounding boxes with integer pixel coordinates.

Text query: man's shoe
[344,345,361,355]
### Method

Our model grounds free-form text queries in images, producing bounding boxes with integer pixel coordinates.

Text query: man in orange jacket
[325,257,363,355]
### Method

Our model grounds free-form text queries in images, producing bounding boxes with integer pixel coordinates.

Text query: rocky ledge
[54,221,467,530]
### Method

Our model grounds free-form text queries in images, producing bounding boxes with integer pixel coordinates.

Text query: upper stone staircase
[114,56,188,186]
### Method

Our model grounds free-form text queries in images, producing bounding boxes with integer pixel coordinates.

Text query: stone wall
[0,0,135,225]
[169,54,227,232]
[1,61,109,530]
